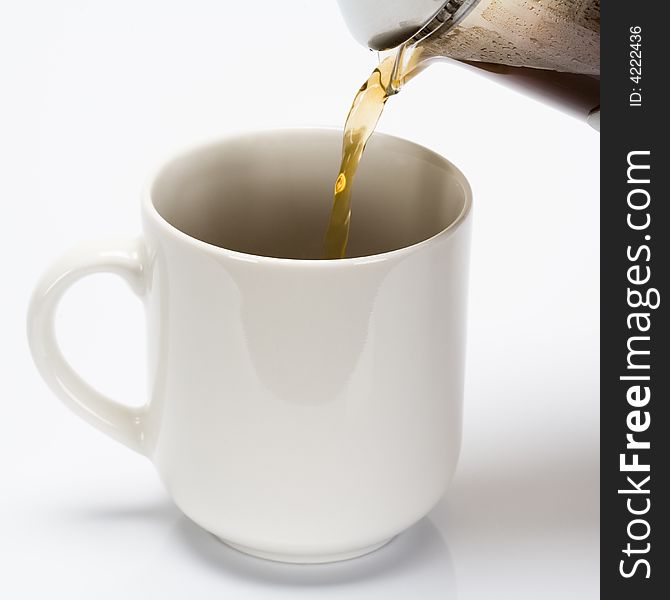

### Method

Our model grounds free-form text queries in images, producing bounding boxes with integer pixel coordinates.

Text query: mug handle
[27,237,148,454]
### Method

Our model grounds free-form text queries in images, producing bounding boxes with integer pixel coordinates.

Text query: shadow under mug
[27,129,472,563]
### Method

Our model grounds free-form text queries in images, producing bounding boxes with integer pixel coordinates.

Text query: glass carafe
[337,0,600,127]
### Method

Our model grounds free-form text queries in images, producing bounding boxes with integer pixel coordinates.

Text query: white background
[1,1,599,598]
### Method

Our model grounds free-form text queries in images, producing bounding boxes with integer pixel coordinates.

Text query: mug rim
[142,127,472,266]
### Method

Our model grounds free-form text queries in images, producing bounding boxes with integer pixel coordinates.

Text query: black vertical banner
[601,2,669,596]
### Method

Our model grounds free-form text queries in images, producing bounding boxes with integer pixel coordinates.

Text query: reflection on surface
[39,422,598,599]
[58,495,457,599]
[428,432,599,598]
[43,377,598,600]
[442,443,599,540]
[172,516,457,598]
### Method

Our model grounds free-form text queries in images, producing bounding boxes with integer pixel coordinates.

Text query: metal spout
[336,0,476,50]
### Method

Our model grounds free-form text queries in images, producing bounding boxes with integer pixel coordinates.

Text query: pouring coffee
[336,0,600,128]
[324,0,599,258]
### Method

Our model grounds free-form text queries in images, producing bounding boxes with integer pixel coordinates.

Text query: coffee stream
[323,0,599,260]
[322,44,424,259]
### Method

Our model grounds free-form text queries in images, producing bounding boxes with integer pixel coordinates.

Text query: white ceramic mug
[27,129,472,563]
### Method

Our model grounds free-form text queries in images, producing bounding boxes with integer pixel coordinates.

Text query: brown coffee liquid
[418,0,600,119]
[322,45,425,259]
[324,0,599,259]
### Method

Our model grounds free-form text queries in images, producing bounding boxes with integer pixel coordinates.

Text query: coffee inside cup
[151,129,468,260]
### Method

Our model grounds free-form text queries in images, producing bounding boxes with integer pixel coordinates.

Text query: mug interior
[150,129,470,260]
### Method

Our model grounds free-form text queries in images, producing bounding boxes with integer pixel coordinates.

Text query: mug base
[218,536,395,564]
